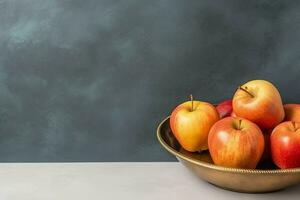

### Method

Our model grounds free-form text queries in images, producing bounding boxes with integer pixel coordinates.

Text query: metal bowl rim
[157,116,300,174]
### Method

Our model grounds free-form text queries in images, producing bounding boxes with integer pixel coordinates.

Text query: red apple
[208,117,264,169]
[216,99,233,118]
[284,104,300,122]
[170,95,219,152]
[271,121,300,169]
[233,80,285,129]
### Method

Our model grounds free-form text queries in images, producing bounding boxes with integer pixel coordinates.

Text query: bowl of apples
[157,80,300,193]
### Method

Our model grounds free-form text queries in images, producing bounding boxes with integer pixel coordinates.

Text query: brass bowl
[157,117,300,193]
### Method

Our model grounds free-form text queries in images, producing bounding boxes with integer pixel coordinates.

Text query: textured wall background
[0,0,299,161]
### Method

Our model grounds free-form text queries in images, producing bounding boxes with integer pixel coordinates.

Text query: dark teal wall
[0,0,299,161]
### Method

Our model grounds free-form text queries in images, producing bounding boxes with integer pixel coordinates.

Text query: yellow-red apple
[170,96,219,152]
[233,80,284,129]
[284,104,300,122]
[271,121,300,169]
[208,117,264,169]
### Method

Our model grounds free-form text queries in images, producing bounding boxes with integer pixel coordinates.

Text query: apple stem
[238,119,242,130]
[292,121,298,131]
[190,94,194,111]
[239,86,254,98]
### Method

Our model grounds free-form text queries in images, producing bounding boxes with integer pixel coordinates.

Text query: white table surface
[0,162,299,200]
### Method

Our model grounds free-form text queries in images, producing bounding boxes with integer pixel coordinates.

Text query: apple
[232,80,285,129]
[170,95,219,152]
[216,99,233,118]
[208,117,264,169]
[230,111,237,117]
[270,121,300,169]
[284,104,300,122]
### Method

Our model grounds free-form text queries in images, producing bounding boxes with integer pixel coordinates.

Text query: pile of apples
[170,80,300,169]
